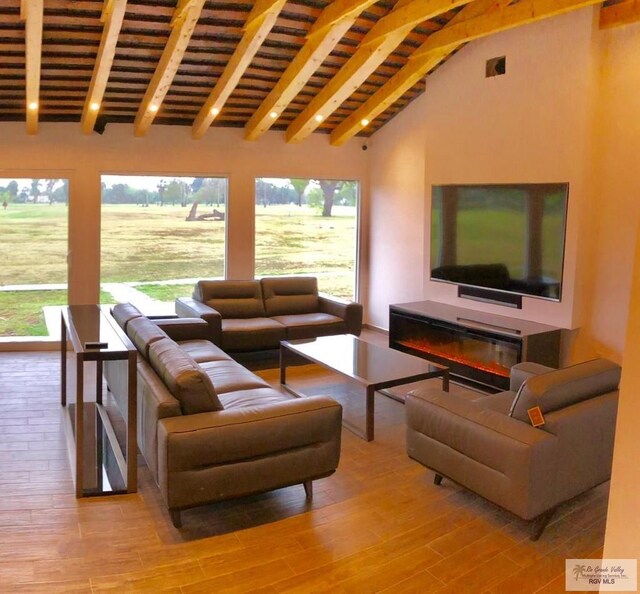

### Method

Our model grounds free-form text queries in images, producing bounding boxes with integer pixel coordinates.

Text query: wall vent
[486,56,506,78]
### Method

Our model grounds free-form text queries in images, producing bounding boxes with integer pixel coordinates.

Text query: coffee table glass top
[282,334,446,385]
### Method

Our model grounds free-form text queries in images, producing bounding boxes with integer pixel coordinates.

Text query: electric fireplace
[389,301,562,392]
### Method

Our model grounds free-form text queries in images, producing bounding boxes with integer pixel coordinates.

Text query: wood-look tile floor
[0,336,608,593]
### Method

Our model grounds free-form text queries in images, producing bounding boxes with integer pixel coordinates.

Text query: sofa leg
[530,508,556,541]
[434,473,444,486]
[303,480,313,500]
[170,509,182,529]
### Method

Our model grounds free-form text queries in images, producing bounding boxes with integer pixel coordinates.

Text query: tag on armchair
[527,406,545,427]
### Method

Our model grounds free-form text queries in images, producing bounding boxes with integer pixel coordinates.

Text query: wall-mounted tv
[430,183,569,302]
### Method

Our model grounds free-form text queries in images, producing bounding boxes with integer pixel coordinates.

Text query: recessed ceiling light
[315,114,324,123]
[149,104,159,113]
[90,102,100,112]
[269,111,278,119]
[28,101,38,111]
[361,118,369,127]
[210,107,219,116]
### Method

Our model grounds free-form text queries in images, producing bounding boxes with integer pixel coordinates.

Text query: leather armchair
[405,359,620,539]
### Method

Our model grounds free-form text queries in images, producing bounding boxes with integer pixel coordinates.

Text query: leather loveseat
[175,276,362,352]
[405,359,620,539]
[106,303,343,528]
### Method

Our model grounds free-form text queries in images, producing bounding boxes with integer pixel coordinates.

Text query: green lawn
[134,284,194,302]
[1,203,357,336]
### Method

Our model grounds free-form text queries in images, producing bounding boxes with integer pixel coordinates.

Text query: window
[255,178,358,299]
[100,175,227,308]
[0,178,69,337]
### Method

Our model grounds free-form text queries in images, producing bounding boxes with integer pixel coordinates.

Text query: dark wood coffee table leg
[365,385,375,441]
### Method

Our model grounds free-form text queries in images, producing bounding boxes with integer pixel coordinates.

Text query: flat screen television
[430,183,569,301]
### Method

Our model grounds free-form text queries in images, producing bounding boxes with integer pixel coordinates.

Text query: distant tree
[318,180,340,217]
[289,178,310,207]
[157,179,167,206]
[30,179,41,202]
[336,181,357,207]
[7,180,18,202]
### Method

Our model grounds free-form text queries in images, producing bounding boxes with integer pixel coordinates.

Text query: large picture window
[254,178,359,299]
[100,175,227,309]
[0,178,69,337]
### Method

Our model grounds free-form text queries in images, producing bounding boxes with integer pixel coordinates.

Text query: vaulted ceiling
[0,0,635,144]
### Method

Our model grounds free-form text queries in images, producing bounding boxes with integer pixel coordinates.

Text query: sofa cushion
[271,313,346,340]
[221,318,286,351]
[178,339,232,363]
[111,303,143,331]
[219,387,294,409]
[474,391,514,415]
[127,316,167,359]
[199,360,271,394]
[148,338,223,414]
[195,280,266,318]
[509,358,621,422]
[261,276,319,316]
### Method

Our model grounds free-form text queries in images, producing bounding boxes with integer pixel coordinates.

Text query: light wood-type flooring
[0,332,608,593]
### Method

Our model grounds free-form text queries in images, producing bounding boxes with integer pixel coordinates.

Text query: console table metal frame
[280,336,449,442]
[60,305,137,497]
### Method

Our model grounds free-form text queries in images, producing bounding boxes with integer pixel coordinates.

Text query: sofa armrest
[509,362,557,392]
[406,388,559,519]
[175,297,222,344]
[318,294,363,336]
[158,395,342,471]
[153,317,213,342]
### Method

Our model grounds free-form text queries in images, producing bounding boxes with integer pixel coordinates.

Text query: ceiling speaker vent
[486,56,506,78]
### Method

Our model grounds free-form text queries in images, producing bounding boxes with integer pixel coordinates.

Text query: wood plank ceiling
[0,0,635,144]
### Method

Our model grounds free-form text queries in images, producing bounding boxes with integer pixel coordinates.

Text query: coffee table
[280,334,449,441]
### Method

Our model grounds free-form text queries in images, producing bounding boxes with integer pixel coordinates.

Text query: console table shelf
[389,301,562,392]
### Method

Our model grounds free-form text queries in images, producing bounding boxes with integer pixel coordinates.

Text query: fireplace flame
[398,338,511,378]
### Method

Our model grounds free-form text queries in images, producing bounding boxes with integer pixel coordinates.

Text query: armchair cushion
[148,338,223,414]
[261,276,319,316]
[509,359,621,422]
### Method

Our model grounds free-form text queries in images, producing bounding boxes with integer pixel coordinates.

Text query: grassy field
[1,203,357,336]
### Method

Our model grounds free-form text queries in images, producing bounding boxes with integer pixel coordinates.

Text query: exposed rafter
[21,0,44,135]
[134,0,206,137]
[81,0,128,135]
[285,0,474,144]
[192,0,287,139]
[600,0,640,28]
[244,0,379,142]
[331,0,603,146]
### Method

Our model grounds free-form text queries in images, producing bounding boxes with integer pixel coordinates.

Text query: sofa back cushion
[261,276,319,316]
[509,358,621,422]
[111,303,143,331]
[148,338,223,414]
[194,280,266,319]
[127,316,167,360]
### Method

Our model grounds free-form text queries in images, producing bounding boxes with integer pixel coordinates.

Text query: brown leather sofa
[107,303,343,528]
[405,359,620,539]
[175,276,362,351]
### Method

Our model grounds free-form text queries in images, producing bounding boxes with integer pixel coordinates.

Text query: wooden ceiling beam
[192,0,287,139]
[81,0,127,135]
[133,0,206,137]
[21,0,44,135]
[285,0,473,143]
[243,0,379,141]
[600,0,640,29]
[330,0,601,146]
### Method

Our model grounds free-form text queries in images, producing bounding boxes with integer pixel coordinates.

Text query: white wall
[0,123,369,305]
[368,8,598,335]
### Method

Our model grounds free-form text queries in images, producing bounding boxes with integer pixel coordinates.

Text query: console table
[390,301,562,392]
[60,305,137,497]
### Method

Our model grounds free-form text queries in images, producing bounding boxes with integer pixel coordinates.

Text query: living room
[0,1,639,591]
